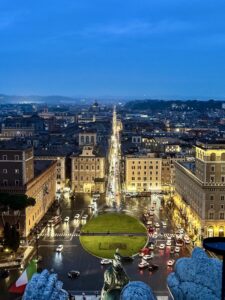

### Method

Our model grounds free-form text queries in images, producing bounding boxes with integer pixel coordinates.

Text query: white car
[56,245,63,252]
[175,247,180,253]
[101,259,112,265]
[185,238,191,244]
[162,221,167,227]
[166,240,172,246]
[138,261,149,268]
[82,214,88,220]
[155,223,160,228]
[167,236,172,240]
[167,259,175,267]
[159,243,165,250]
[64,216,70,222]
[143,254,153,260]
[74,214,80,219]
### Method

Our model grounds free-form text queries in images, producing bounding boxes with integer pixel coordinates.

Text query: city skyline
[1,0,225,98]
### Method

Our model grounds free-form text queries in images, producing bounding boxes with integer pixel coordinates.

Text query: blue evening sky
[0,0,225,99]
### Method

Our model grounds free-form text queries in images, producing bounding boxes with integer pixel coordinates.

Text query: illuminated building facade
[175,141,225,238]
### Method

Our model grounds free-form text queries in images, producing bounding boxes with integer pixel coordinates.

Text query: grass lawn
[80,235,147,259]
[81,213,146,234]
[80,213,147,258]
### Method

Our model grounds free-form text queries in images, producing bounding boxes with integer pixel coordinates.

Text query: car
[88,204,93,208]
[150,207,155,211]
[148,244,155,250]
[0,269,9,279]
[56,245,63,252]
[152,232,158,238]
[149,211,154,216]
[167,259,175,267]
[143,254,153,260]
[179,229,185,234]
[100,259,112,265]
[175,246,180,253]
[74,214,80,219]
[185,238,191,244]
[148,264,159,271]
[159,243,165,249]
[146,220,152,226]
[155,223,160,228]
[67,270,80,278]
[166,240,172,246]
[162,221,167,227]
[138,261,149,269]
[176,240,184,247]
[82,214,88,219]
[64,216,70,222]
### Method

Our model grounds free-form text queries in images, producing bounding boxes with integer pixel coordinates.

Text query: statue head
[112,249,122,269]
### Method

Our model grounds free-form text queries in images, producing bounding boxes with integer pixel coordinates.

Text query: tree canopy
[0,193,36,211]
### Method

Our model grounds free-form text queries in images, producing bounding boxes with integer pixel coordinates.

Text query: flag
[9,260,37,294]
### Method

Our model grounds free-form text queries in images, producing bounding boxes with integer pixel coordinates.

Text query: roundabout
[80,213,147,259]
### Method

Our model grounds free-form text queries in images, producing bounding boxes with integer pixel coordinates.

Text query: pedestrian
[95,290,99,297]
[82,292,86,300]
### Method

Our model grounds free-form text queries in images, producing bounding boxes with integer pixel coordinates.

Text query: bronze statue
[101,250,129,300]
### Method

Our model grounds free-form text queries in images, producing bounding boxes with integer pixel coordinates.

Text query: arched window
[210,153,216,161]
[207,226,214,237]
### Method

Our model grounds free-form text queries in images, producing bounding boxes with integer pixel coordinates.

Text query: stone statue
[101,249,129,300]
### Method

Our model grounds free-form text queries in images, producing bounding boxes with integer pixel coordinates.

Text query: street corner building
[0,142,57,238]
[174,140,225,239]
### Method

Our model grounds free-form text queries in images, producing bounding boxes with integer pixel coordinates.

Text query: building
[0,143,56,237]
[174,141,225,238]
[78,131,97,146]
[71,146,106,193]
[125,153,162,192]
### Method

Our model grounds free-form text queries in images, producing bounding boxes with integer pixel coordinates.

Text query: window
[210,195,214,201]
[209,212,214,219]
[210,204,214,209]
[132,177,135,180]
[143,177,147,181]
[221,195,225,201]
[14,155,19,160]
[3,180,8,186]
[15,180,19,186]
[221,204,224,210]
[86,165,89,170]
[2,155,7,160]
[220,213,225,220]
[97,165,100,170]
[222,176,225,183]
[80,165,83,170]
[210,175,215,182]
[15,169,19,174]
[3,169,7,174]
[211,165,215,172]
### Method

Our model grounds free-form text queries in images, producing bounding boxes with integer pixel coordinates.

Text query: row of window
[132,171,159,175]
[209,212,225,220]
[130,182,159,187]
[74,165,100,170]
[131,177,159,181]
[2,169,20,174]
[1,154,20,160]
[1,179,20,186]
[131,166,159,170]
[74,158,100,162]
[28,206,42,226]
[209,175,225,182]
[210,165,225,172]
[210,204,225,209]
[210,195,225,201]
[131,161,159,164]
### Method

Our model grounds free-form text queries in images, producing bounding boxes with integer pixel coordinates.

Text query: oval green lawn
[80,213,147,259]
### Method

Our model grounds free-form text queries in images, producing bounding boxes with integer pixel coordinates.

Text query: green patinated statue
[101,250,130,300]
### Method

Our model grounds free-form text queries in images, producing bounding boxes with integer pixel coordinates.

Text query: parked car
[143,254,153,260]
[159,243,165,250]
[167,259,175,267]
[68,270,80,278]
[166,240,172,246]
[64,216,70,222]
[56,245,63,252]
[170,247,175,254]
[122,256,134,262]
[148,264,159,271]
[176,239,184,247]
[138,261,149,269]
[175,247,180,253]
[100,259,112,265]
[155,223,160,228]
[162,221,167,227]
[82,214,88,220]
[74,214,80,219]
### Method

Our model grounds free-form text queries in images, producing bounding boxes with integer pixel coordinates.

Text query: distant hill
[0,94,93,104]
[124,99,224,111]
